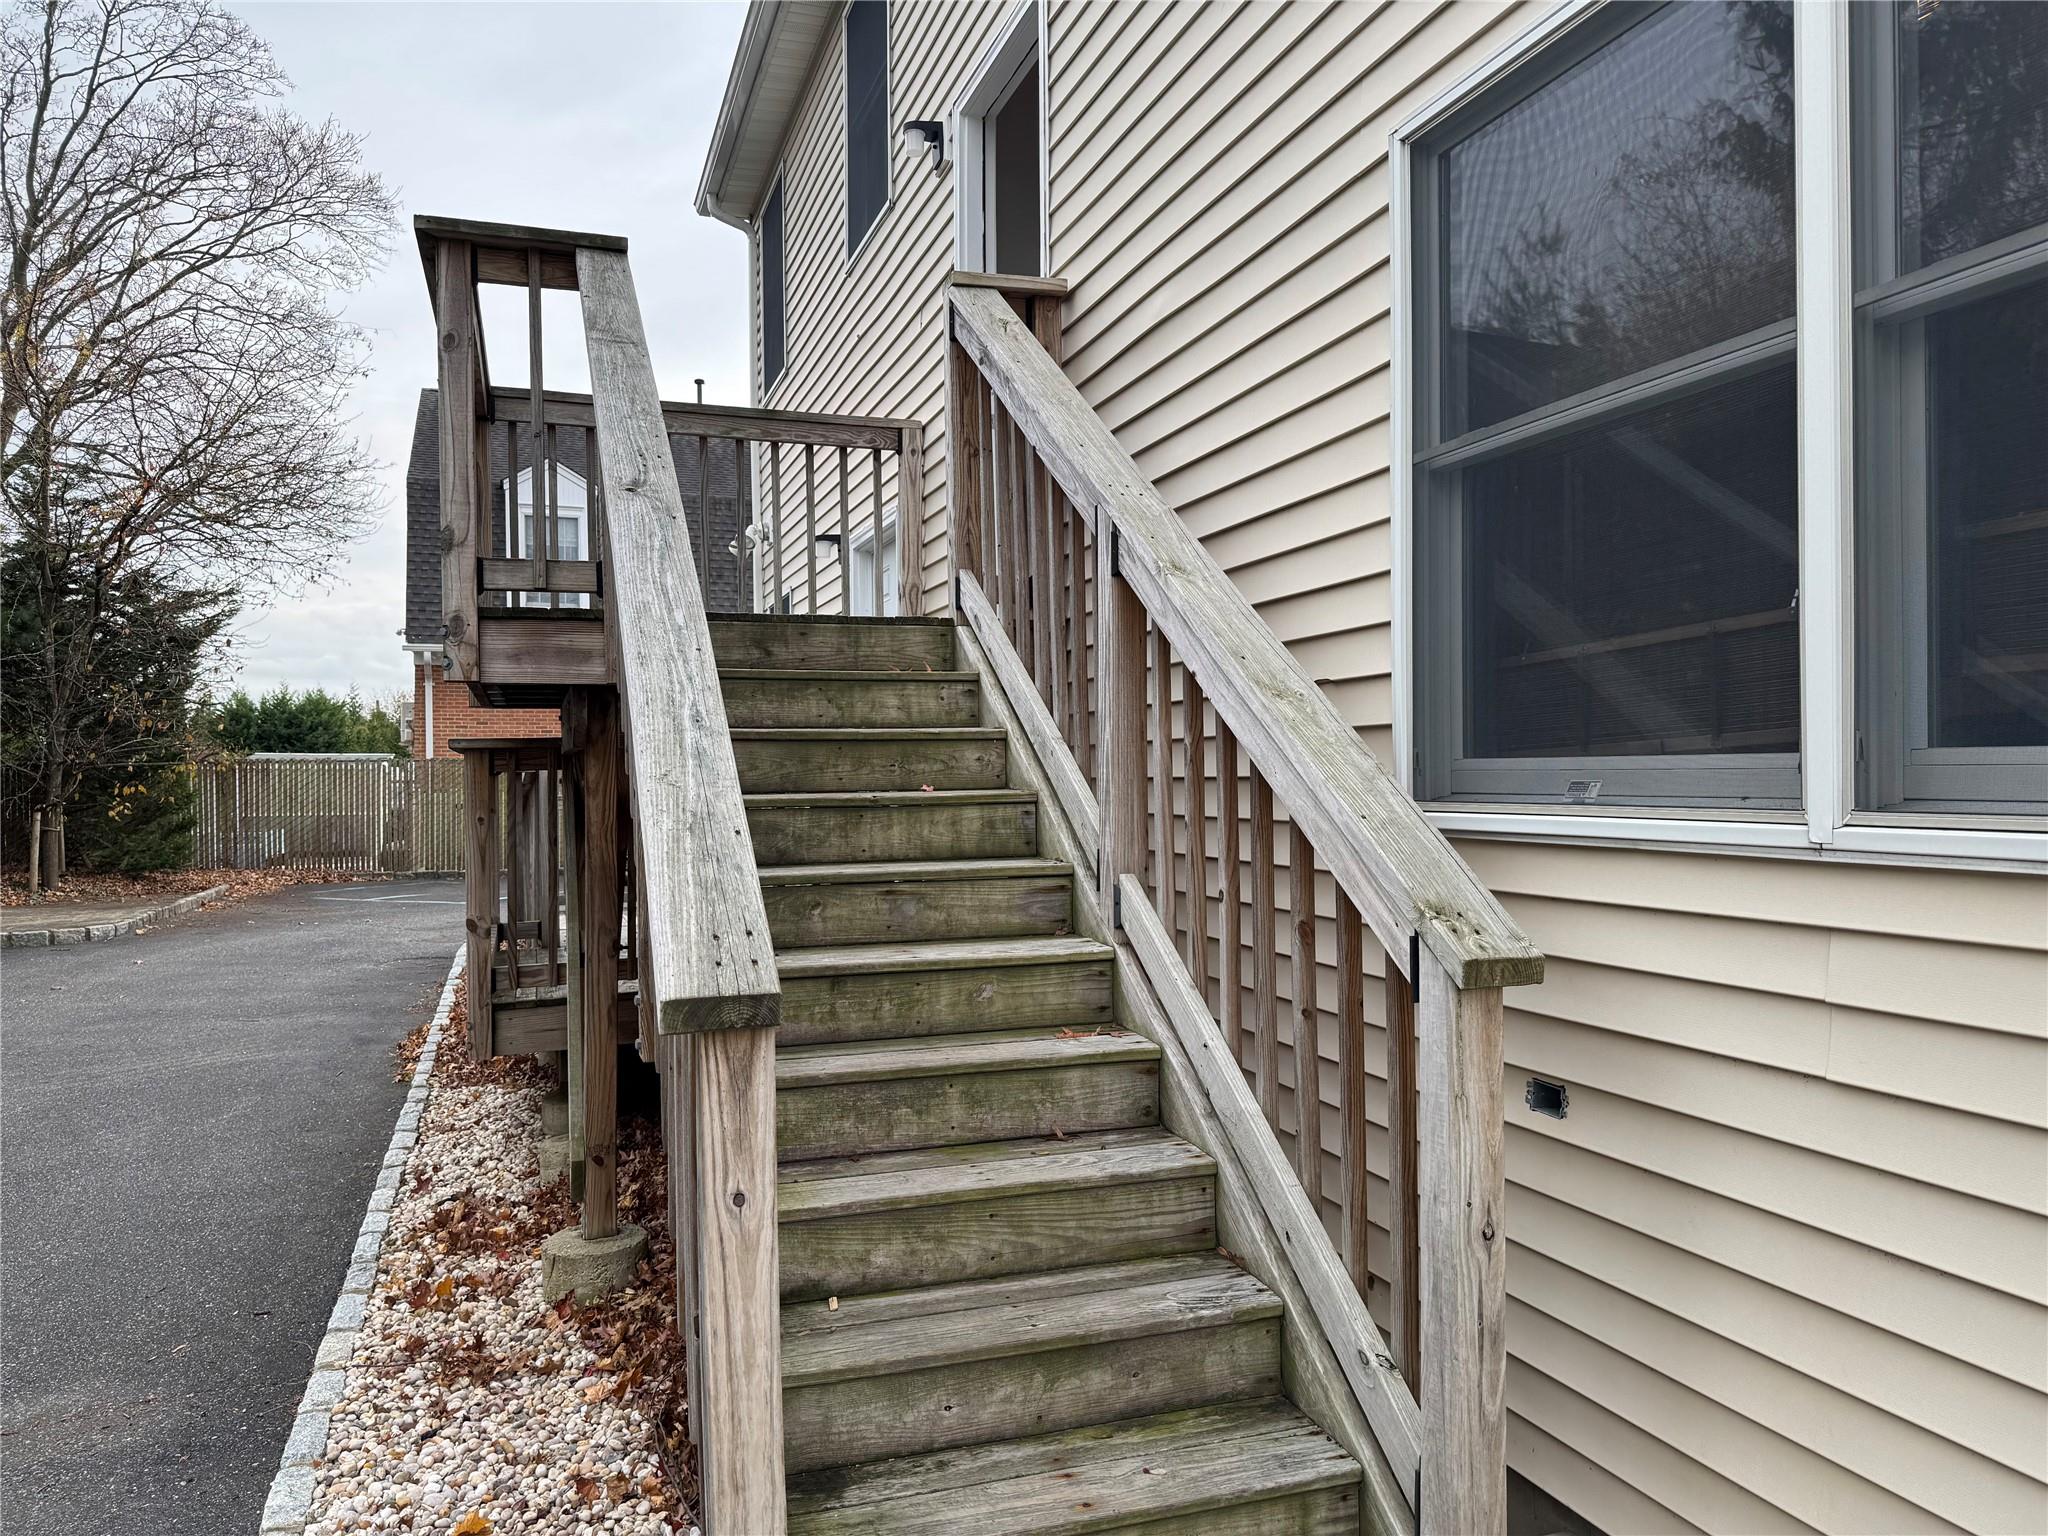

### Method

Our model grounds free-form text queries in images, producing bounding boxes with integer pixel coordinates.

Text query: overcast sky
[226,1,749,704]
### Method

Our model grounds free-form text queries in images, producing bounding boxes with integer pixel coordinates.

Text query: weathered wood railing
[420,216,787,1533]
[748,412,926,617]
[946,275,1544,1533]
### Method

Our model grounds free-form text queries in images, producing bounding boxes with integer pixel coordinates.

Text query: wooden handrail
[578,244,786,1533]
[579,249,780,1034]
[948,282,1542,994]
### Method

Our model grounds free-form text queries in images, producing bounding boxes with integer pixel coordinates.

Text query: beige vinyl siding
[747,1,1012,615]
[742,1,2048,1529]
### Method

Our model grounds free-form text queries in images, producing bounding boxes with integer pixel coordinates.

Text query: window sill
[1425,804,2046,875]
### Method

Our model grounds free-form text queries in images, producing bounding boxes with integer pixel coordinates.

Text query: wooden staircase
[715,612,1365,1534]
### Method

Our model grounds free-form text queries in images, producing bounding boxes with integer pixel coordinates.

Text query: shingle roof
[404,388,752,649]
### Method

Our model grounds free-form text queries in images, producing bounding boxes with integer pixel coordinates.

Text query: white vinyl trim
[1794,0,1856,847]
[951,1,1043,273]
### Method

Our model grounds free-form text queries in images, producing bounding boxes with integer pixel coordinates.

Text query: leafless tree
[1,0,395,887]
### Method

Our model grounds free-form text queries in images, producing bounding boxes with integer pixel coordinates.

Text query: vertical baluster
[803,445,818,614]
[1386,958,1422,1388]
[527,251,546,598]
[1336,893,1369,1295]
[947,333,985,587]
[1006,416,1028,644]
[1218,721,1242,1060]
[836,446,851,616]
[1150,627,1175,938]
[978,403,1003,630]
[1031,457,1053,699]
[735,437,749,608]
[769,445,784,612]
[1185,673,1209,995]
[546,424,561,609]
[1291,823,1321,1206]
[503,419,518,571]
[696,433,712,600]
[977,376,998,599]
[871,447,885,618]
[1073,509,1092,782]
[1096,520,1148,920]
[586,424,605,587]
[1250,766,1277,1122]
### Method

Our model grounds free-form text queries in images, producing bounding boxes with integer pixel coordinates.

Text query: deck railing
[946,274,1544,1533]
[419,216,788,1533]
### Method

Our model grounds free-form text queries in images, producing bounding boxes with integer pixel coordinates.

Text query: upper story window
[1411,2,1801,810]
[760,176,786,395]
[845,0,890,258]
[1853,0,2048,813]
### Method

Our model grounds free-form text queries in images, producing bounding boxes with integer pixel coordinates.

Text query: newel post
[1417,960,1508,1534]
[432,237,482,682]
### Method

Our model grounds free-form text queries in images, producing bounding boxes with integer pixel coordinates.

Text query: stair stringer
[955,619,1416,1536]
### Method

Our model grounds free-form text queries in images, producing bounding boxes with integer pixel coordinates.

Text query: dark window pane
[845,0,889,253]
[1441,2,1794,435]
[1927,279,2048,748]
[1896,0,2048,273]
[1461,364,1800,760]
[762,180,786,391]
[992,62,1041,276]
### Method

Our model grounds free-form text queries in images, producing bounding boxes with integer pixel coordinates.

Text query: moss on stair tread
[719,667,980,683]
[777,1026,1156,1089]
[776,935,1110,978]
[745,788,1036,807]
[759,857,1070,887]
[780,1253,1277,1387]
[777,1127,1212,1223]
[785,1399,1361,1535]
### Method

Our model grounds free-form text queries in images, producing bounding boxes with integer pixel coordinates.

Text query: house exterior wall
[738,3,2048,1531]
[408,663,560,761]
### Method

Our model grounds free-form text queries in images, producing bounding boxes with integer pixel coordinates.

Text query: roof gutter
[695,1,783,231]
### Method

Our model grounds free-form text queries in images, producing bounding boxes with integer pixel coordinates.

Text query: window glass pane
[1441,1,1794,436]
[762,180,786,390]
[1895,0,2048,274]
[1460,364,1800,764]
[845,1,889,253]
[1925,278,2048,749]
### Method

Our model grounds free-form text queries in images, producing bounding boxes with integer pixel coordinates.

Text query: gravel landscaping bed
[301,980,694,1535]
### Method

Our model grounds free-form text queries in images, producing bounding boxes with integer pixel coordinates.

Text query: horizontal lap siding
[751,2,1005,613]
[1045,2,2048,1532]
[752,0,2048,1527]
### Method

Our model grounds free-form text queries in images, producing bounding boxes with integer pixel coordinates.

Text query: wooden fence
[194,754,467,873]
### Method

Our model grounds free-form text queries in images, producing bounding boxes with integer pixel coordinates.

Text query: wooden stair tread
[778,1128,1211,1223]
[745,788,1035,807]
[777,1025,1156,1088]
[729,727,1005,741]
[781,1253,1276,1387]
[760,857,1069,887]
[719,667,980,683]
[785,1399,1360,1535]
[777,935,1111,979]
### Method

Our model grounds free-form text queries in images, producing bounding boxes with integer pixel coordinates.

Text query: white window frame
[504,463,590,611]
[951,1,1049,277]
[847,508,900,617]
[1389,0,2045,872]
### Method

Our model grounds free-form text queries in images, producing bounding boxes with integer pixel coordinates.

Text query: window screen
[845,1,889,256]
[1415,1,1801,809]
[761,179,786,393]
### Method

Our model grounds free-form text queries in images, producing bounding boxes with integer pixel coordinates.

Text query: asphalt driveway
[1,880,464,1534]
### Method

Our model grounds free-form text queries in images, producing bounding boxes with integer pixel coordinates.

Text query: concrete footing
[537,1134,572,1185]
[541,1224,648,1304]
[539,1089,568,1138]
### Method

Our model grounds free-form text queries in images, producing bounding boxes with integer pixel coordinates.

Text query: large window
[1412,1,1801,809]
[1405,0,2048,841]
[1854,0,2048,813]
[844,0,890,257]
[760,176,786,395]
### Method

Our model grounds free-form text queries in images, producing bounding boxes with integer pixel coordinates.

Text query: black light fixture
[902,118,944,175]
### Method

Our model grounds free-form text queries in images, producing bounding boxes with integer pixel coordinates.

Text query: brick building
[403,388,749,757]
